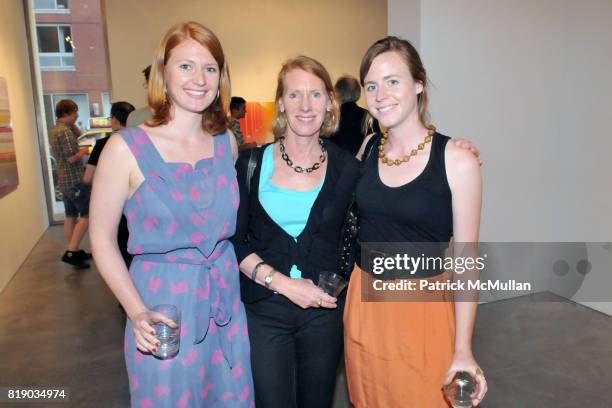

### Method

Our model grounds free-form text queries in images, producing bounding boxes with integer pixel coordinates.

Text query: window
[101,92,111,117]
[28,0,112,222]
[34,0,69,13]
[36,25,75,70]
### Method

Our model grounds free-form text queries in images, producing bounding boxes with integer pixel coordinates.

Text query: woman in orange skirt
[344,36,487,407]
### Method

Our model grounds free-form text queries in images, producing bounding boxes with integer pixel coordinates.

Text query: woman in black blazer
[231,55,360,408]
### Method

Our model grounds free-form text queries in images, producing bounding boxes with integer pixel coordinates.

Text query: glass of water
[317,271,348,297]
[151,304,180,359]
[443,371,477,408]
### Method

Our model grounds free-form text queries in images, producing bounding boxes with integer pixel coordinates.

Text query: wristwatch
[264,269,277,289]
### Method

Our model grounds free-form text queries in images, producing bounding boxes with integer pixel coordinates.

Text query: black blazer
[232,140,361,304]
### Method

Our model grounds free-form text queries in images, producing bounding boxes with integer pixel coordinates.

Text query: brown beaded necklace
[379,125,436,166]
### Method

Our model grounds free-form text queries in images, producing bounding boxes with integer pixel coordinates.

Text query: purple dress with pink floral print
[119,127,254,408]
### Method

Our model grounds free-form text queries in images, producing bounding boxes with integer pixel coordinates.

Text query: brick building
[34,0,110,131]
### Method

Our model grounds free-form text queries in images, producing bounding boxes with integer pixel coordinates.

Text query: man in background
[229,96,247,146]
[83,101,135,268]
[126,65,152,127]
[330,75,378,156]
[49,99,91,269]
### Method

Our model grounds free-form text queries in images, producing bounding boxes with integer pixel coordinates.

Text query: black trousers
[245,294,344,408]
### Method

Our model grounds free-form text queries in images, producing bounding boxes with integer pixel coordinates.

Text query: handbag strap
[245,146,262,195]
[336,134,380,277]
[361,132,379,164]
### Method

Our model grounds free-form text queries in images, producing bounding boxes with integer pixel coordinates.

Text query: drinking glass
[317,271,348,297]
[151,304,180,359]
[443,371,477,408]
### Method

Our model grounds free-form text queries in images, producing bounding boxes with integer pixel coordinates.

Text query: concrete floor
[1,226,611,407]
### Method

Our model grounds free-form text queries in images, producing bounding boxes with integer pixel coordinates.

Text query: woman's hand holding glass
[277,277,337,309]
[130,309,179,354]
[444,349,487,406]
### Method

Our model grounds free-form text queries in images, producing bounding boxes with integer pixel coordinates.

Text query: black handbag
[336,135,379,279]
[337,197,360,279]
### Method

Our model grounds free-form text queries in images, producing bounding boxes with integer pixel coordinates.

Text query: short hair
[146,22,230,135]
[360,36,430,127]
[335,75,361,104]
[142,65,151,83]
[272,56,340,139]
[55,99,78,119]
[110,101,136,127]
[230,96,246,111]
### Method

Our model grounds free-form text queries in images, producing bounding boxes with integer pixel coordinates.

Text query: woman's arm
[90,135,144,317]
[238,253,336,309]
[445,142,487,405]
[90,135,169,352]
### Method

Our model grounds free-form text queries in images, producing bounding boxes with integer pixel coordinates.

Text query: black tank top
[356,132,453,273]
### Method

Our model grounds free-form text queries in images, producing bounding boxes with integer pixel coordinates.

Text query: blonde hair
[147,21,230,135]
[272,56,340,139]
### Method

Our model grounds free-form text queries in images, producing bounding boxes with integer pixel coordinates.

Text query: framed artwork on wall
[0,77,19,198]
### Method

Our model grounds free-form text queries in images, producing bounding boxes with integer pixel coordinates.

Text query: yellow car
[78,128,112,154]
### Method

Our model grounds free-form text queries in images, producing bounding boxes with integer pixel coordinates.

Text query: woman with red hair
[90,22,254,407]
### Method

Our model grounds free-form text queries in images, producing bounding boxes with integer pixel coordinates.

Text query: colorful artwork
[0,77,19,198]
[240,101,276,145]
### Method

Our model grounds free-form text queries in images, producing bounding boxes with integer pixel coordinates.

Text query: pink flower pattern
[120,128,252,407]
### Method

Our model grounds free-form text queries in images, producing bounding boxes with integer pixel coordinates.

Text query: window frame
[36,24,75,71]
[34,0,70,14]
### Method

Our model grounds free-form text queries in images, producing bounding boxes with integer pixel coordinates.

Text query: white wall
[389,0,612,314]
[104,0,387,107]
[387,0,420,49]
[0,1,50,293]
[419,0,612,242]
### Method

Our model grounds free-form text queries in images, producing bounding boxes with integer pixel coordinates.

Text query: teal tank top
[259,144,325,278]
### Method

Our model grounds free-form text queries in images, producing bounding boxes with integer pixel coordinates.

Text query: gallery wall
[419,0,612,243]
[104,0,387,107]
[388,0,612,314]
[387,0,420,49]
[0,1,50,293]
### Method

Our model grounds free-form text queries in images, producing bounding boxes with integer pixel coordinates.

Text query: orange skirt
[344,266,456,408]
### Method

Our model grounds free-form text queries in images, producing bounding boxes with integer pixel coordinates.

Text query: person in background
[49,99,91,269]
[229,96,257,151]
[229,96,247,146]
[330,75,378,156]
[90,21,253,407]
[126,65,153,127]
[83,101,135,268]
